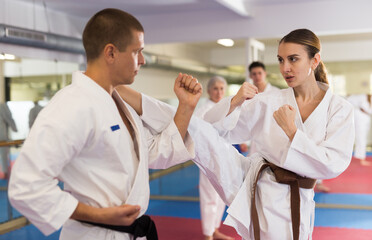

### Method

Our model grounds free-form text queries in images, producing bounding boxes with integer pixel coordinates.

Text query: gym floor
[1,156,372,240]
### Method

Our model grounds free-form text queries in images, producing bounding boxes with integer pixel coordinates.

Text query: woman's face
[208,81,226,103]
[277,42,315,88]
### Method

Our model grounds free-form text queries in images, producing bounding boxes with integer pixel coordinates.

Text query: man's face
[249,67,266,85]
[113,30,145,86]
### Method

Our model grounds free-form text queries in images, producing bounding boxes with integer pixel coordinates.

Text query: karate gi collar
[288,82,332,127]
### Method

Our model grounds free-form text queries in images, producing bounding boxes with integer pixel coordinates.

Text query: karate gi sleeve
[283,99,355,179]
[203,96,262,144]
[8,105,90,235]
[142,94,195,169]
[141,94,248,205]
[360,101,372,115]
[146,120,196,169]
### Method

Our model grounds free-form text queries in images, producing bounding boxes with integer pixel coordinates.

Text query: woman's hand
[273,104,297,141]
[228,82,258,115]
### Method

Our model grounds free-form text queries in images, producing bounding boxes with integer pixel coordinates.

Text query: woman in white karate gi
[195,76,233,240]
[120,28,355,240]
[202,28,355,240]
[347,94,372,166]
[200,28,355,240]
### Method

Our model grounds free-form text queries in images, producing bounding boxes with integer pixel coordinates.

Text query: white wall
[4,59,79,77]
[0,42,85,64]
[145,43,211,64]
[263,39,372,65]
[208,38,372,68]
[132,67,211,100]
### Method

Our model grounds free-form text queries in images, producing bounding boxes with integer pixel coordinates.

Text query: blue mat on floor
[315,193,372,206]
[0,179,7,188]
[150,164,199,197]
[0,224,60,240]
[0,190,22,223]
[147,199,201,219]
[315,208,372,230]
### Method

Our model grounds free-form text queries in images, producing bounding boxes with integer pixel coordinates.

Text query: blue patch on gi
[111,125,120,131]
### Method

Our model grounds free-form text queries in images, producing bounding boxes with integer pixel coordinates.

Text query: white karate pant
[354,110,371,159]
[199,170,226,236]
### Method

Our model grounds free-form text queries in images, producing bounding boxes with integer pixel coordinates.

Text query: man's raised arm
[116,73,202,140]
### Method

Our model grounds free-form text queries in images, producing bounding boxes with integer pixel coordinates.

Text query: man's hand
[174,73,203,110]
[98,204,141,226]
[173,73,202,140]
[71,202,141,226]
[229,82,258,115]
[273,104,297,141]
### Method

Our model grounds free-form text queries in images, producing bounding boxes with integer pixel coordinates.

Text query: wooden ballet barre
[0,139,25,147]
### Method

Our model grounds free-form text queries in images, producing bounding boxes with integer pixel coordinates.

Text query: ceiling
[2,0,372,66]
[14,0,372,45]
[17,0,319,19]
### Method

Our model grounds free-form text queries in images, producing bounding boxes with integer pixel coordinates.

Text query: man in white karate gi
[248,61,279,95]
[28,100,44,128]
[0,102,17,179]
[246,61,279,157]
[8,8,201,240]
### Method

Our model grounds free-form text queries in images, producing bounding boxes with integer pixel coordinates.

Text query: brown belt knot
[251,161,316,240]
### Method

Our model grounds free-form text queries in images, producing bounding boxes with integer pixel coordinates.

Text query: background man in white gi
[194,76,233,240]
[246,61,279,157]
[347,94,372,166]
[0,102,17,179]
[248,61,279,94]
[28,100,43,128]
[9,8,201,240]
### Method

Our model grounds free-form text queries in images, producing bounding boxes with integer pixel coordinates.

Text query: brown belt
[251,161,316,240]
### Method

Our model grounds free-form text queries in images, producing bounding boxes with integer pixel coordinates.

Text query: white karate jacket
[140,82,355,240]
[8,71,194,240]
[249,83,280,156]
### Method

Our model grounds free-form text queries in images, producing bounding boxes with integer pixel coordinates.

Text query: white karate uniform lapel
[111,90,150,214]
[287,84,332,143]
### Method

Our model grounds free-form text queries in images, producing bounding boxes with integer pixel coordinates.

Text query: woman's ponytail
[314,61,328,84]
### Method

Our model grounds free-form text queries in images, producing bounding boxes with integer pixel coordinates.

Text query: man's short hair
[248,61,266,72]
[82,8,144,62]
